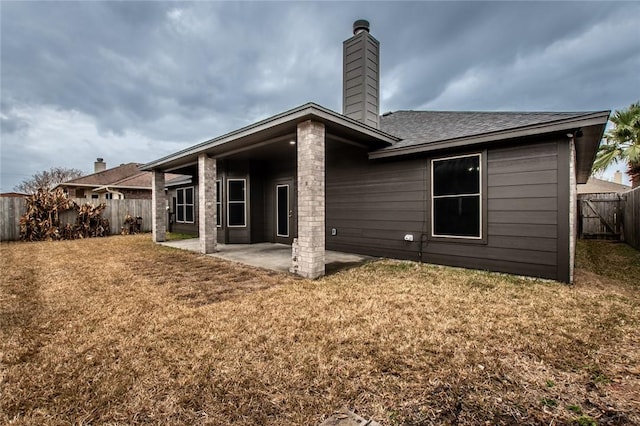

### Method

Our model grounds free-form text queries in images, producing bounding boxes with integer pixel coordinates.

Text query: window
[216,180,222,227]
[176,187,195,223]
[227,179,246,227]
[431,154,481,239]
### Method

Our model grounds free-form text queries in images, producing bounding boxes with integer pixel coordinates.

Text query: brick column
[198,153,217,254]
[151,170,166,242]
[296,120,325,278]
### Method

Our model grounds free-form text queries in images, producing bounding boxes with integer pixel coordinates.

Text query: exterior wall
[167,184,199,236]
[66,186,151,200]
[218,160,251,244]
[249,162,266,244]
[326,141,425,260]
[173,158,297,244]
[262,161,297,243]
[121,189,152,199]
[326,136,570,281]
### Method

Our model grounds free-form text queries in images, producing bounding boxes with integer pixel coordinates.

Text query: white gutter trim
[102,186,125,199]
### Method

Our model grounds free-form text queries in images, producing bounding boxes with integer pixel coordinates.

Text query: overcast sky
[2,1,639,191]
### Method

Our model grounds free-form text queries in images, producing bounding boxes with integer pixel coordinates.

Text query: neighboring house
[58,158,183,201]
[577,176,630,195]
[141,20,609,282]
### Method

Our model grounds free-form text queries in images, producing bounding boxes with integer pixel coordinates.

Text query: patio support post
[296,120,325,279]
[198,153,217,254]
[151,170,166,242]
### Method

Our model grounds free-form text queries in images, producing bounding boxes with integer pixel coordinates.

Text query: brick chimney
[613,170,622,184]
[94,158,106,173]
[343,19,380,129]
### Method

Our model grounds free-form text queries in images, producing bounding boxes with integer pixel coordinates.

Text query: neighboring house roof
[57,162,185,192]
[62,163,143,187]
[577,177,631,194]
[102,172,152,189]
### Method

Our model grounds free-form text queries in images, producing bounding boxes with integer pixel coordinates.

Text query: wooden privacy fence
[0,196,26,241]
[578,186,640,250]
[578,193,623,239]
[0,197,152,241]
[621,187,640,250]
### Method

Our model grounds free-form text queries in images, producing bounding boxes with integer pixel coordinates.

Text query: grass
[1,236,639,425]
[166,232,198,241]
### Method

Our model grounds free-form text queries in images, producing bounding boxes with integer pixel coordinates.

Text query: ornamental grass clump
[19,188,109,241]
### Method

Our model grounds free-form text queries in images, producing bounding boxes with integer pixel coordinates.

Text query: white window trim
[276,184,289,238]
[227,178,247,228]
[216,179,222,228]
[176,186,195,224]
[431,153,482,240]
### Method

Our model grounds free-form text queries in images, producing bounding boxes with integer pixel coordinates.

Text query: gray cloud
[2,1,639,191]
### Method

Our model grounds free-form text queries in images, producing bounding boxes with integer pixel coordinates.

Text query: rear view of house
[142,20,608,282]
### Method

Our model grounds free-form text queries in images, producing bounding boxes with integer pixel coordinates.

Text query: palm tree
[593,101,640,187]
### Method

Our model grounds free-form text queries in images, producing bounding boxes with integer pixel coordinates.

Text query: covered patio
[141,103,396,279]
[160,239,373,275]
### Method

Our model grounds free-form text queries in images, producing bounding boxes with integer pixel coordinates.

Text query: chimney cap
[96,157,104,162]
[353,19,370,35]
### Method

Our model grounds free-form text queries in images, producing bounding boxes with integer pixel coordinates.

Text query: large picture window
[227,179,246,227]
[216,180,222,227]
[431,154,481,239]
[176,187,194,223]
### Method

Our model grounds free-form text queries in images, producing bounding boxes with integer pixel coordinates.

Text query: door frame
[274,178,295,244]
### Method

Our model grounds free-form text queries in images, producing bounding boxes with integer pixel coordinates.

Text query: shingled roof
[379,110,603,148]
[58,163,185,191]
[577,177,631,194]
[63,163,144,186]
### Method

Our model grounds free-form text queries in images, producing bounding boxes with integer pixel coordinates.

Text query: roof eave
[94,185,151,191]
[140,103,399,171]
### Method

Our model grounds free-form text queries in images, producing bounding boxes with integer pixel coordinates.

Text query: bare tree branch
[14,167,84,194]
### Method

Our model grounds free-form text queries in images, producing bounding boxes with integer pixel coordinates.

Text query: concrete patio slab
[160,239,373,275]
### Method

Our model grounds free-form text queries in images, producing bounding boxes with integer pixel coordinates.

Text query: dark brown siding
[222,160,250,244]
[262,161,296,243]
[326,141,425,261]
[250,162,266,243]
[556,141,570,282]
[327,137,568,281]
[343,31,380,128]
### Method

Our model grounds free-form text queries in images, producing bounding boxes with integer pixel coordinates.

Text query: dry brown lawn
[1,236,639,425]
